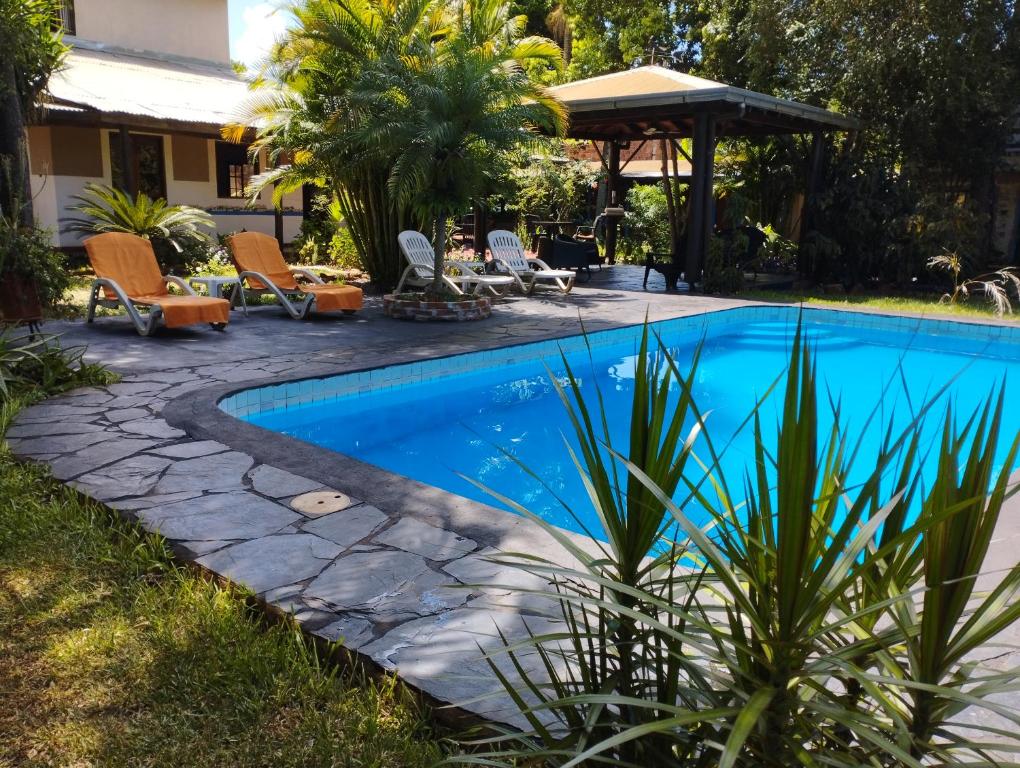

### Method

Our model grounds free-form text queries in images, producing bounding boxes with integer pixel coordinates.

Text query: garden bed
[382,293,491,321]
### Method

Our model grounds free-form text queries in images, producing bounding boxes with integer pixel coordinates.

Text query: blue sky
[228,0,294,66]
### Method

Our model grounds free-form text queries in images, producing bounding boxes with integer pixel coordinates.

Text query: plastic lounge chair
[83,232,230,336]
[227,231,363,320]
[486,230,575,294]
[395,231,513,296]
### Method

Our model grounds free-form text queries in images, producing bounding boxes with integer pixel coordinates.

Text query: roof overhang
[39,41,253,138]
[549,66,859,141]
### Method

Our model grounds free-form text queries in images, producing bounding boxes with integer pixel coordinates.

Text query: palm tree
[369,0,566,293]
[64,183,214,272]
[233,0,564,291]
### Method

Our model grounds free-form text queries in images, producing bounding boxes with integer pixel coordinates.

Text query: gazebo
[546,66,859,286]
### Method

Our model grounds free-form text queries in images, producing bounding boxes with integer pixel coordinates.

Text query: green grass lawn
[0,400,444,767]
[746,288,1020,321]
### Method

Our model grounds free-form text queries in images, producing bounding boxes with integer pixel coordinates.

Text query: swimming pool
[221,307,1020,538]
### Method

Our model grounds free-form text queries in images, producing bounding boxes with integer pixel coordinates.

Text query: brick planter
[382,294,492,322]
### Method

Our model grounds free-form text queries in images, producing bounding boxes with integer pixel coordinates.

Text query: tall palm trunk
[432,211,446,294]
[0,60,33,226]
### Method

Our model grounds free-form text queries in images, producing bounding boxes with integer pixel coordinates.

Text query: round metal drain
[291,490,352,516]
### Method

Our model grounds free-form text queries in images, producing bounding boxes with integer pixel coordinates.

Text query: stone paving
[7,265,1020,737]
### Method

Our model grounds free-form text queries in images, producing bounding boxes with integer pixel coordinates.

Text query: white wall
[28,127,305,248]
[72,0,230,63]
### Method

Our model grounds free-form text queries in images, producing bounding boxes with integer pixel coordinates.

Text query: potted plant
[0,209,69,326]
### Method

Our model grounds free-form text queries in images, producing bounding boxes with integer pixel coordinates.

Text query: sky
[228,0,295,67]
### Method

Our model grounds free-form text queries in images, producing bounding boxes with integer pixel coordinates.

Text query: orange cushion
[304,284,363,312]
[228,231,299,290]
[84,232,167,299]
[131,294,230,328]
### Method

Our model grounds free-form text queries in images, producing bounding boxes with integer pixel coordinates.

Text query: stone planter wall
[383,294,491,321]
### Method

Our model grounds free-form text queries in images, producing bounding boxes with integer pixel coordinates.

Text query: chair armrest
[291,267,326,284]
[527,258,554,271]
[164,275,198,296]
[238,269,279,289]
[448,260,484,275]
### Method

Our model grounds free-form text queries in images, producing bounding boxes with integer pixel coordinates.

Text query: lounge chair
[83,232,230,336]
[227,231,363,319]
[396,231,513,296]
[487,230,575,294]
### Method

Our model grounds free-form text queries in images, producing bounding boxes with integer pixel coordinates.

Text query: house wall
[71,0,230,63]
[27,127,304,249]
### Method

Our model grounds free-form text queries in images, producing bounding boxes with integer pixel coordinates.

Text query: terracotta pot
[0,272,43,324]
[382,294,492,322]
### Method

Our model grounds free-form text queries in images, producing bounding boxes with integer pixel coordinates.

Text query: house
[28,0,304,249]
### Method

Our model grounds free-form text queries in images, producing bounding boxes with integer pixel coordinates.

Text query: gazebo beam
[685,113,717,286]
[604,141,622,265]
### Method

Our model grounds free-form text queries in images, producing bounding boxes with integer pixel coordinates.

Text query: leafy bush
[511,148,598,222]
[619,184,672,262]
[64,183,215,274]
[295,195,365,271]
[0,212,70,310]
[0,331,113,400]
[927,251,1020,316]
[458,321,1020,767]
[702,233,745,293]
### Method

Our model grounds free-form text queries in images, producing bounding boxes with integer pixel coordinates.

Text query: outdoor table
[533,220,577,237]
[189,276,248,316]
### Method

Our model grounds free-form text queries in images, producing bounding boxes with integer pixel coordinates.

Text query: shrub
[619,184,672,262]
[63,183,215,274]
[0,210,70,310]
[0,330,113,400]
[456,321,1020,767]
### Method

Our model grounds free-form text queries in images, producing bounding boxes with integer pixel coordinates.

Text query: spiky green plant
[64,183,214,272]
[451,319,1020,767]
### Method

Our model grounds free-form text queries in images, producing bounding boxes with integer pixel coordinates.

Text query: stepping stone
[132,370,198,384]
[147,441,229,459]
[197,533,342,594]
[72,454,174,501]
[118,418,187,439]
[313,616,375,649]
[7,431,117,458]
[174,539,235,557]
[301,504,388,547]
[49,439,160,480]
[153,451,254,494]
[137,492,300,541]
[15,404,107,420]
[107,382,168,397]
[291,490,356,516]
[248,465,322,499]
[304,550,467,618]
[5,421,107,438]
[109,490,203,510]
[373,518,477,561]
[106,408,150,424]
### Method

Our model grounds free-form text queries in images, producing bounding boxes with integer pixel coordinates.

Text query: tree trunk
[0,60,33,226]
[432,211,446,294]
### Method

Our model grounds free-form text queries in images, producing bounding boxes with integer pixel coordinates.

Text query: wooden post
[472,200,487,259]
[117,125,137,196]
[604,141,621,264]
[685,114,716,287]
[798,131,824,277]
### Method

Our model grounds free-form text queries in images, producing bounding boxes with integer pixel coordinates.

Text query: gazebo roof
[548,66,858,140]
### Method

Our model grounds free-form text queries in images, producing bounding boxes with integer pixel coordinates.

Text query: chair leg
[86,285,100,323]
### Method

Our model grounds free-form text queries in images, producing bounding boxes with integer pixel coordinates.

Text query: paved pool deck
[7,265,1020,737]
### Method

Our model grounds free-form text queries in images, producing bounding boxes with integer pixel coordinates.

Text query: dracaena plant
[449,319,1020,767]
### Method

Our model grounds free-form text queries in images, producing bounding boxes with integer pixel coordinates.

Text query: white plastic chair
[396,231,513,296]
[487,230,576,294]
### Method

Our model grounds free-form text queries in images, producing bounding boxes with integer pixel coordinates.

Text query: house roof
[549,66,858,140]
[42,42,250,134]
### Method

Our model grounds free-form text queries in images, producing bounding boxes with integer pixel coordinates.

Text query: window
[108,133,167,200]
[215,141,258,199]
[53,0,76,34]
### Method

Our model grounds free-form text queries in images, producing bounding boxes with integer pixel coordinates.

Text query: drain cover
[290,490,353,516]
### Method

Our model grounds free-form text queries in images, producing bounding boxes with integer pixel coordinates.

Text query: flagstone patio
[8,267,1020,737]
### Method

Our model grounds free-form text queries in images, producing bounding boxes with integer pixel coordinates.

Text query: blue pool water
[226,308,1020,539]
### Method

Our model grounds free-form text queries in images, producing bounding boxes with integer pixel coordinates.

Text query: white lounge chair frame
[86,275,225,337]
[231,267,356,320]
[487,230,576,294]
[396,230,513,297]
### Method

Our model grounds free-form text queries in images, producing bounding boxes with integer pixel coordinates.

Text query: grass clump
[0,400,443,768]
[749,289,1020,321]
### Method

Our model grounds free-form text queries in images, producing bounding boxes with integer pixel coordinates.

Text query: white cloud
[232,2,292,67]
